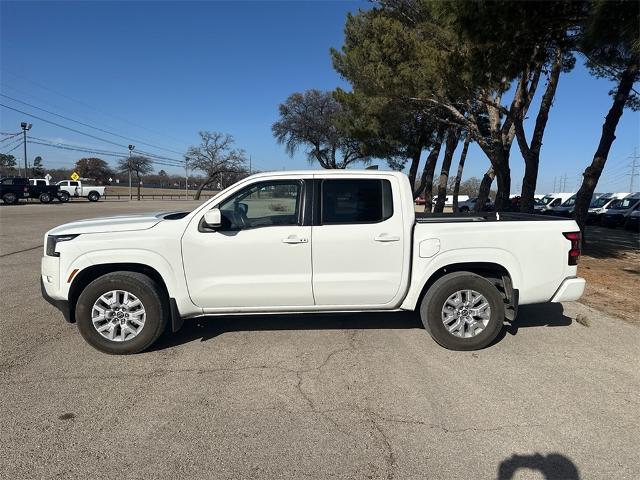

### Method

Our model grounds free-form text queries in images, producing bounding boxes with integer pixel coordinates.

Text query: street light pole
[184,156,189,201]
[20,122,32,178]
[128,145,135,200]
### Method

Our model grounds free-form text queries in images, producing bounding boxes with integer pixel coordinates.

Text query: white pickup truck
[56,180,105,202]
[41,170,585,354]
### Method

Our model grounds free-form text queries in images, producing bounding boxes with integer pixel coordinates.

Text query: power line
[628,148,639,192]
[0,69,191,145]
[27,139,184,168]
[3,140,22,155]
[0,93,186,155]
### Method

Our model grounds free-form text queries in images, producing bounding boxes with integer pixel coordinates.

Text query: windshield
[540,196,555,205]
[561,196,576,207]
[610,198,639,210]
[591,196,612,208]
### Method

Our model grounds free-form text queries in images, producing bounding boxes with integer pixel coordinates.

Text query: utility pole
[20,122,32,178]
[553,177,557,192]
[249,155,252,175]
[128,145,135,200]
[628,148,639,192]
[184,156,189,200]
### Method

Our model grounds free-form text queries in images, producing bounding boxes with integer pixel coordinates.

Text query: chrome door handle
[282,235,308,244]
[374,234,400,242]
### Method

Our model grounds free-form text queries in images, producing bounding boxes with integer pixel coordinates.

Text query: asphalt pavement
[1,200,638,479]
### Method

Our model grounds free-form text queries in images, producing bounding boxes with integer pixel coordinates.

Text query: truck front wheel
[57,191,70,202]
[39,192,52,203]
[75,272,169,354]
[420,272,505,350]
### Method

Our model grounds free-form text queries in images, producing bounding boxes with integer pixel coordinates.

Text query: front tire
[57,191,70,202]
[39,192,52,203]
[420,272,505,351]
[87,191,101,202]
[76,272,168,354]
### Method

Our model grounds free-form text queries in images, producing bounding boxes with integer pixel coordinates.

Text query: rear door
[311,176,405,306]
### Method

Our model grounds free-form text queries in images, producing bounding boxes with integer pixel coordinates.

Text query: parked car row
[0,177,105,205]
[544,191,640,230]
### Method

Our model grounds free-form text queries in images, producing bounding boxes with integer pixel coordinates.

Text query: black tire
[419,272,505,351]
[57,191,70,203]
[39,192,52,203]
[87,191,101,202]
[459,207,469,212]
[2,192,19,205]
[76,272,169,354]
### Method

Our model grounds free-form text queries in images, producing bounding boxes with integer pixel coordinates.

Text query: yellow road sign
[70,172,80,181]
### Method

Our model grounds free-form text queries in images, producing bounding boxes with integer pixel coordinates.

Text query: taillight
[563,231,581,265]
[23,187,28,192]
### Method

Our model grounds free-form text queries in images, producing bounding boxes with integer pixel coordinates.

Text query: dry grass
[579,248,640,325]
[104,186,218,197]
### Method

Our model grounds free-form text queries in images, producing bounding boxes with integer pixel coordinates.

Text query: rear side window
[321,179,393,224]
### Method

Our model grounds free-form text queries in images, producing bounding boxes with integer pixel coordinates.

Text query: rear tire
[87,191,101,202]
[420,272,505,351]
[39,192,52,203]
[76,272,168,354]
[2,192,18,205]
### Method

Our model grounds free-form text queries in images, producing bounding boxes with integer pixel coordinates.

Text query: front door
[311,177,405,306]
[182,180,314,310]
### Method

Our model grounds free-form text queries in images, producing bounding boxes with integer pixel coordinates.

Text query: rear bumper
[41,277,73,323]
[551,277,586,303]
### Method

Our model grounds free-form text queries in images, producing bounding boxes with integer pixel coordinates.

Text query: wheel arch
[68,263,170,322]
[406,261,518,320]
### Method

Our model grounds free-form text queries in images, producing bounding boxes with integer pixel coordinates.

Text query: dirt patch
[579,247,640,325]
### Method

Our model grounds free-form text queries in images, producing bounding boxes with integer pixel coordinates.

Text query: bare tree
[272,89,370,169]
[187,131,247,200]
[117,155,153,201]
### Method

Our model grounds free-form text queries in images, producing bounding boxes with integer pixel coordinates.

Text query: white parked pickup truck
[56,180,105,202]
[41,170,585,354]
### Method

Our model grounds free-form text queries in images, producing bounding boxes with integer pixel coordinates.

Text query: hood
[47,212,170,235]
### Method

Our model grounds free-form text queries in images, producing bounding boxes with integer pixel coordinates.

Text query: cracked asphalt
[1,201,639,479]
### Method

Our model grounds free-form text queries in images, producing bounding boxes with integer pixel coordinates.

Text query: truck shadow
[497,452,580,479]
[152,303,573,351]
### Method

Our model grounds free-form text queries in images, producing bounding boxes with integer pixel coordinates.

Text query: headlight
[46,234,79,257]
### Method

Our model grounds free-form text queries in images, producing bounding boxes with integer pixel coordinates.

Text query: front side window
[218,181,302,230]
[70,181,79,187]
[321,179,393,224]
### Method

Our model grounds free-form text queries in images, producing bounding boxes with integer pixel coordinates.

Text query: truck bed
[414,212,565,224]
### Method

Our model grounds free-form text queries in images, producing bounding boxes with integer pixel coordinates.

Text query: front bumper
[41,277,73,322]
[551,277,586,303]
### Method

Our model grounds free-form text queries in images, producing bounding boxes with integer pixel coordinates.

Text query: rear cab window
[321,179,393,224]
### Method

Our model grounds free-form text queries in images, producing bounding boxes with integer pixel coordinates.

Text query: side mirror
[203,208,222,228]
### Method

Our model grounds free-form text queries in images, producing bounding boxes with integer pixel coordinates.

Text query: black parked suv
[0,177,30,204]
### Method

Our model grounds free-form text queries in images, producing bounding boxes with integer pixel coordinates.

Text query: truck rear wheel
[75,272,169,354]
[2,192,18,205]
[420,272,505,350]
[87,191,101,202]
[39,192,52,203]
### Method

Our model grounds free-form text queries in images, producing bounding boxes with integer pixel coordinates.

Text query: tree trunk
[417,137,444,213]
[517,46,564,213]
[434,130,460,213]
[452,140,470,213]
[519,157,539,213]
[407,147,422,196]
[574,61,639,238]
[194,176,215,200]
[475,166,495,212]
[136,175,141,201]
[494,166,511,211]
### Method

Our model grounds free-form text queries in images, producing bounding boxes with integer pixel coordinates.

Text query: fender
[401,247,522,311]
[63,248,201,318]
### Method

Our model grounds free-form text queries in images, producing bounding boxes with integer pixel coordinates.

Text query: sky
[1,1,639,194]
